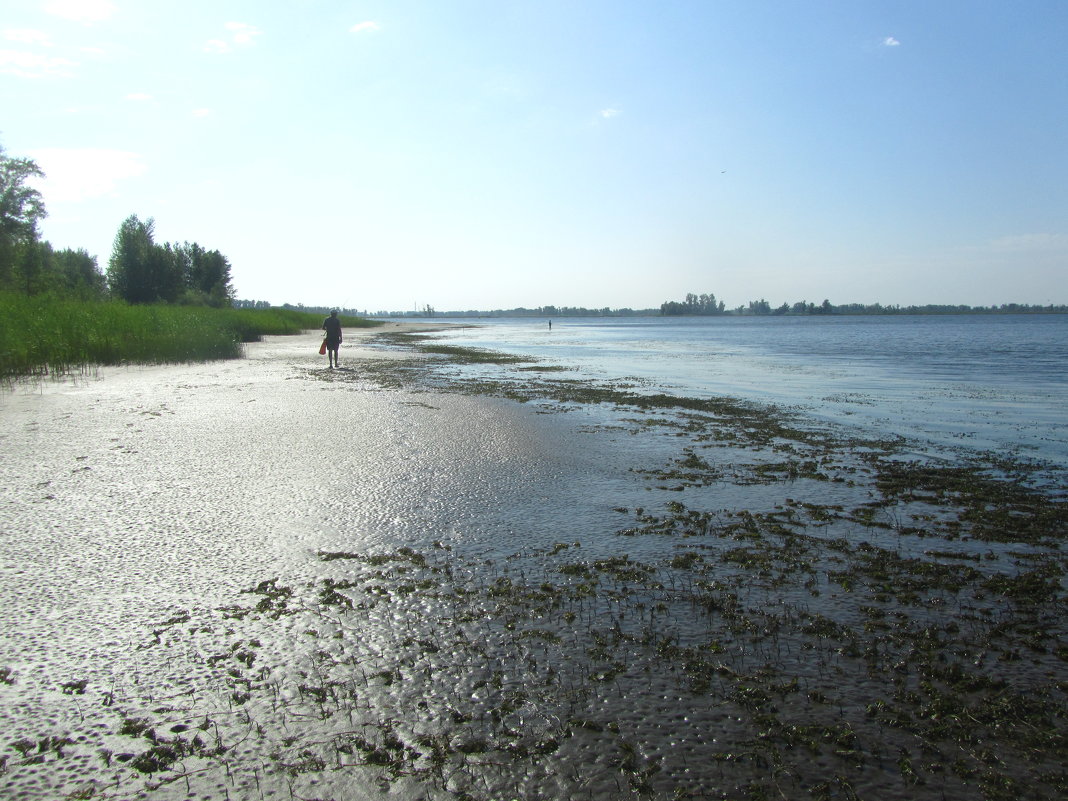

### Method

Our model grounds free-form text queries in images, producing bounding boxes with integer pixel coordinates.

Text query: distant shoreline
[372,307,1068,320]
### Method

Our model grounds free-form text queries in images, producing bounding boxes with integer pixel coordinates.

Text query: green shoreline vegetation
[0,292,375,383]
[1,142,379,383]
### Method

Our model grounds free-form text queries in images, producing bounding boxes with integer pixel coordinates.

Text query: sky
[3,1,1067,311]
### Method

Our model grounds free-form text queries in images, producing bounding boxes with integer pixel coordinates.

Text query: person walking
[322,309,343,368]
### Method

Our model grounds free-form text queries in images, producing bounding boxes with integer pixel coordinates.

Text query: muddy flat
[2,325,1066,801]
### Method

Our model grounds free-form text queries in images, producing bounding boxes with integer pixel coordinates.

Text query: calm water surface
[419,314,1068,469]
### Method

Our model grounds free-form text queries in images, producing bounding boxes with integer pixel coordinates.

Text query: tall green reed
[0,293,371,381]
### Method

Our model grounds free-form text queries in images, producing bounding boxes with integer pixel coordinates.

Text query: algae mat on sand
[1,330,1066,801]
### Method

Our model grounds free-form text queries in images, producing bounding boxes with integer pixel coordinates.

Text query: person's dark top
[322,314,342,346]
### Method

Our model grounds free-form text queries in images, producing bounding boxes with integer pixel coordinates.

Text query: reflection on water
[424,314,1068,467]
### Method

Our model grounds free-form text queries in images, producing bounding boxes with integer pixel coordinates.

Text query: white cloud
[192,108,211,118]
[44,0,117,23]
[350,21,380,34]
[0,49,77,78]
[600,107,621,119]
[28,148,146,203]
[226,21,262,46]
[125,92,152,101]
[883,36,901,47]
[203,22,262,53]
[4,29,53,46]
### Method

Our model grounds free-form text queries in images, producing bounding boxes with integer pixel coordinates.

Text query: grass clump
[0,292,375,381]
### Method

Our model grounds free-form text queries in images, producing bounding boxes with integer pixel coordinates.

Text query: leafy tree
[107,215,186,304]
[0,144,46,289]
[747,299,771,314]
[107,214,152,302]
[661,292,726,315]
[51,246,106,298]
[108,215,167,303]
[11,237,47,294]
[180,242,233,306]
[152,242,184,303]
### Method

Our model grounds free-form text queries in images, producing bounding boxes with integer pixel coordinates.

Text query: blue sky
[4,1,1066,311]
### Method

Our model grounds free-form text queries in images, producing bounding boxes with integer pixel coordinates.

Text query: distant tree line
[660,293,727,315]
[364,294,1068,319]
[1,142,233,306]
[275,302,366,316]
[663,293,1068,316]
[376,305,659,318]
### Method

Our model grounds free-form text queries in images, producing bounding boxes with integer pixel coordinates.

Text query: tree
[11,237,47,294]
[181,243,234,306]
[152,242,184,303]
[107,215,182,303]
[661,292,725,315]
[747,299,771,314]
[52,246,106,298]
[107,218,236,306]
[0,144,47,289]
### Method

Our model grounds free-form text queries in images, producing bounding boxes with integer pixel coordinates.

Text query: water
[3,325,1064,800]
[417,314,1068,469]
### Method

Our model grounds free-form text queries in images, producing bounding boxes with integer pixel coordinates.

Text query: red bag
[319,340,327,355]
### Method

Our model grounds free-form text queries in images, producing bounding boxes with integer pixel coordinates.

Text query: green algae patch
[99,532,1067,800]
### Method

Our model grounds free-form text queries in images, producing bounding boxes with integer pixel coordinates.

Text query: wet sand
[0,325,578,800]
[2,326,1065,801]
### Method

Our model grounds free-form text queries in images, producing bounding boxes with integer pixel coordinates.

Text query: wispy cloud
[125,92,152,102]
[350,21,381,34]
[192,108,212,118]
[43,0,117,23]
[4,29,54,46]
[203,22,263,54]
[0,49,78,78]
[227,21,262,46]
[599,107,621,119]
[28,148,146,203]
[882,36,901,47]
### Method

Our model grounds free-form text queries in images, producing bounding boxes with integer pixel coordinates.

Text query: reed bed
[0,293,368,381]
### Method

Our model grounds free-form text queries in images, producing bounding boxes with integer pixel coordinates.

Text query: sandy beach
[0,325,582,800]
[2,325,1065,801]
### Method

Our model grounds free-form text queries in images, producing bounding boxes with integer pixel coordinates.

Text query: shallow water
[423,314,1068,467]
[1,327,1064,800]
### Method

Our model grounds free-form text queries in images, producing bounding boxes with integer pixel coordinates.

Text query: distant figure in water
[322,310,343,368]
[548,319,552,330]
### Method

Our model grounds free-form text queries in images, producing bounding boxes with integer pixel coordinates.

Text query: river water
[418,313,1068,471]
